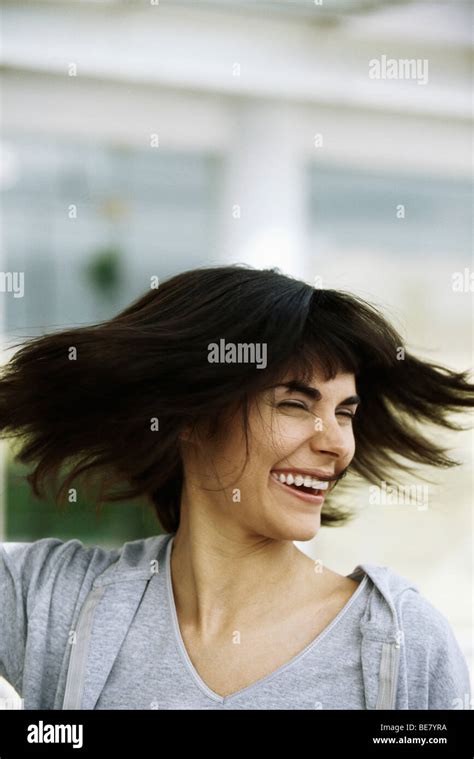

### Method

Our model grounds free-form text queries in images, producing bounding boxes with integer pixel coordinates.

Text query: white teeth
[312,480,329,490]
[272,472,330,490]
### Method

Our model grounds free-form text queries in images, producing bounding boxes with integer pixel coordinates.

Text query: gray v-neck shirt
[95,534,372,710]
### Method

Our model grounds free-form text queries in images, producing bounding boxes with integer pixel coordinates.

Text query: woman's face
[180,367,359,542]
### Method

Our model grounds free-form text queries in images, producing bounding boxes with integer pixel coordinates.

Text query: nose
[308,413,350,458]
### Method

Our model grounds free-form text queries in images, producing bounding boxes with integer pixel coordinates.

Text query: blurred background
[0,0,472,702]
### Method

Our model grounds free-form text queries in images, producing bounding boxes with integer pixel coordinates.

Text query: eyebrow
[276,381,361,406]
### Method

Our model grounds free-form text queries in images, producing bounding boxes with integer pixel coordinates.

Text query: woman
[0,264,472,710]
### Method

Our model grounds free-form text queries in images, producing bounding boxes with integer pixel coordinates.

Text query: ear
[179,418,213,446]
[179,425,191,443]
[179,422,198,444]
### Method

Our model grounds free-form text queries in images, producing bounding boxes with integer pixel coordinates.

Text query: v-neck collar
[164,533,369,705]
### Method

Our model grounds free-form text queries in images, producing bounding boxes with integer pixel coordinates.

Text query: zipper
[375,631,403,709]
[62,586,106,709]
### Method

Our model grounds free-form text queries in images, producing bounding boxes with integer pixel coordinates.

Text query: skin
[170,367,361,696]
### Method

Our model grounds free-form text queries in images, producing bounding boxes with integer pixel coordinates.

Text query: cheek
[342,427,356,459]
[209,435,248,476]
[248,422,310,475]
[183,421,248,482]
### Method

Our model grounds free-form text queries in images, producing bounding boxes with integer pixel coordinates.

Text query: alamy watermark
[369,55,429,85]
[0,271,24,298]
[27,720,83,749]
[452,268,473,293]
[369,481,429,511]
[208,339,267,369]
[451,693,473,709]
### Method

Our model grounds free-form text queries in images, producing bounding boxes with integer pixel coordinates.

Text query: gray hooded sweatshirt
[0,532,471,710]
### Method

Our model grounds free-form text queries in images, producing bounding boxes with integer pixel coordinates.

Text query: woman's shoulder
[0,532,170,596]
[348,562,467,656]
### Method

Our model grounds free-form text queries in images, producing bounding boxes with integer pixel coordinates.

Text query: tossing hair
[0,264,472,532]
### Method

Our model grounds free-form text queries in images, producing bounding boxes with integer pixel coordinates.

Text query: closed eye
[277,401,309,410]
[278,401,356,420]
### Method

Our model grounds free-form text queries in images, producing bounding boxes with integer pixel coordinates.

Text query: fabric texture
[0,532,471,710]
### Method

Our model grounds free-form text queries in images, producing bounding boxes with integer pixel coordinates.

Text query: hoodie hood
[348,563,414,710]
[59,534,418,710]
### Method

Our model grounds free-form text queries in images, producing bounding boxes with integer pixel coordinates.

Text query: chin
[290,523,321,542]
[267,516,321,543]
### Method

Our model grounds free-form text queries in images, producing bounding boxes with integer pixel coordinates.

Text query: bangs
[300,288,400,384]
[263,287,385,391]
[267,339,360,392]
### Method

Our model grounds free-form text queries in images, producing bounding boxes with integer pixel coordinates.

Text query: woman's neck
[169,519,319,636]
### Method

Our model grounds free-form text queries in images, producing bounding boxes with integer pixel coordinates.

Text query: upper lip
[271,467,338,482]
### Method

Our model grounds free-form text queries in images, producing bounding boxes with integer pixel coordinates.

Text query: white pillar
[218,101,307,277]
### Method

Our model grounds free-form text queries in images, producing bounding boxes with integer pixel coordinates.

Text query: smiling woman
[0,264,472,710]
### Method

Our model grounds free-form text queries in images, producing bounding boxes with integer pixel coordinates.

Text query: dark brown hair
[1,264,472,532]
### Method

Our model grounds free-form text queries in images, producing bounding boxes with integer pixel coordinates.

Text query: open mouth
[270,470,331,500]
